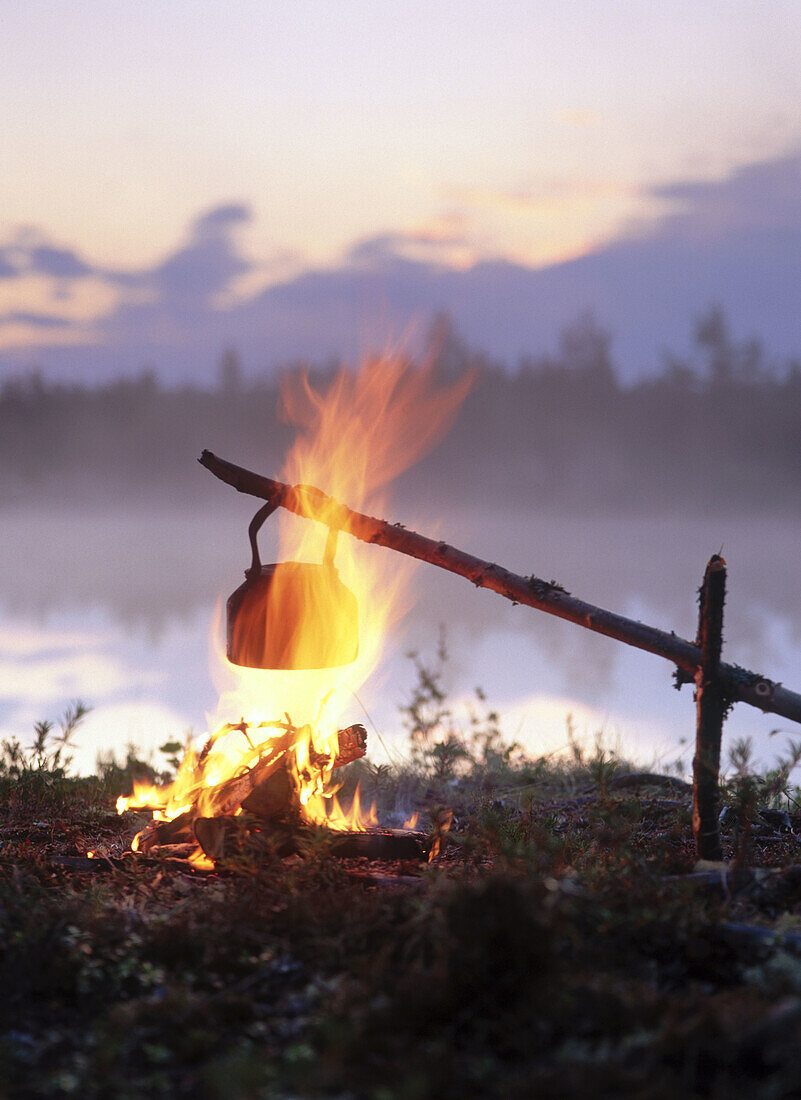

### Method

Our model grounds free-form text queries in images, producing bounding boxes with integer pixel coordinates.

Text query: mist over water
[2,497,799,777]
[3,314,801,775]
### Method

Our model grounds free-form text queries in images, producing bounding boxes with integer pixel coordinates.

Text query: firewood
[240,766,293,818]
[147,842,198,859]
[137,810,195,853]
[215,755,285,815]
[318,723,368,768]
[327,828,429,861]
[212,723,367,816]
[609,772,692,794]
[127,721,368,863]
[192,815,427,863]
[194,816,236,860]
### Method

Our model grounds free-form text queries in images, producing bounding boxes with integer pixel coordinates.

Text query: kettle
[226,500,359,670]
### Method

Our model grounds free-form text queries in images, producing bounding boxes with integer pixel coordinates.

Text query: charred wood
[240,766,293,819]
[194,816,238,861]
[192,818,429,863]
[215,723,367,815]
[608,772,693,794]
[327,828,429,861]
[137,810,195,854]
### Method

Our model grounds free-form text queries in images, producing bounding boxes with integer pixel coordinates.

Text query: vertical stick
[693,555,727,861]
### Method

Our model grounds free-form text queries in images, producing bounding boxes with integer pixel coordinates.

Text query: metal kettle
[226,500,359,670]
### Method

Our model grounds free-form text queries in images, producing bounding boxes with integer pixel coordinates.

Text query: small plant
[401,627,454,757]
[0,700,96,820]
[427,734,470,783]
[721,735,801,868]
[0,699,90,782]
[588,742,616,796]
[399,628,530,792]
[1,699,90,780]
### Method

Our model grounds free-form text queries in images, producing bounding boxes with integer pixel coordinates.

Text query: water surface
[2,501,798,778]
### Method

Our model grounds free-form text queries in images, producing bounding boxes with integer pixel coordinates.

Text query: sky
[2,1,801,377]
[4,3,801,771]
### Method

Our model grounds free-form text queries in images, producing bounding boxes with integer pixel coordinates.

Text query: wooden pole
[199,450,801,728]
[693,556,727,861]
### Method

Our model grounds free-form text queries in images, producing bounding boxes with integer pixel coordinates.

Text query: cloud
[0,651,145,704]
[27,245,93,279]
[0,242,95,282]
[145,203,255,301]
[346,233,409,269]
[346,222,476,272]
[0,201,254,302]
[0,622,101,657]
[194,203,251,234]
[2,151,801,380]
[0,310,68,328]
[647,152,801,238]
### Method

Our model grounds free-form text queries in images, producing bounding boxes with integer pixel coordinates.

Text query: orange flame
[118,354,471,856]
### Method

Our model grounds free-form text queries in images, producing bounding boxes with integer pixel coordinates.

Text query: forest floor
[4,737,801,1100]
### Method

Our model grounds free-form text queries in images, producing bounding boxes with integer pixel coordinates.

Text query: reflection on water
[2,502,800,776]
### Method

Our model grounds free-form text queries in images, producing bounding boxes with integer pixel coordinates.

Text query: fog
[3,498,800,778]
[3,311,801,774]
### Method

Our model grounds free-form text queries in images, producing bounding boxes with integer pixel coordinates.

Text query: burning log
[137,810,195,854]
[241,766,293,818]
[325,722,368,766]
[135,723,367,855]
[191,814,429,863]
[194,816,238,861]
[328,829,429,860]
[211,722,367,815]
[199,450,801,728]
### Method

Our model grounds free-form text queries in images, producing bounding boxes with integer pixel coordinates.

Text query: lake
[2,499,799,779]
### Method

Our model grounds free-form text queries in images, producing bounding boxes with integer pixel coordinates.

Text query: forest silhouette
[2,307,797,514]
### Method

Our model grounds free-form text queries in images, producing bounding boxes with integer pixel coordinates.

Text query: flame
[188,849,216,872]
[118,354,470,858]
[428,808,454,862]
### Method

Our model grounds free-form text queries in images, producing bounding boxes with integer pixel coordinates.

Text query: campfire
[116,356,471,867]
[116,355,801,870]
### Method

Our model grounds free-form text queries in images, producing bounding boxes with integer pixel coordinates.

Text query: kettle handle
[247,500,279,578]
[246,500,340,577]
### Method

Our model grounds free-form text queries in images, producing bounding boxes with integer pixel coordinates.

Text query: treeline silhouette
[1,308,798,513]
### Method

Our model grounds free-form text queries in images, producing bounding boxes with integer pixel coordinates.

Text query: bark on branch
[199,450,801,727]
[693,556,727,861]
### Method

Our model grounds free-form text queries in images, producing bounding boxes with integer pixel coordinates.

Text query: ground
[4,743,801,1100]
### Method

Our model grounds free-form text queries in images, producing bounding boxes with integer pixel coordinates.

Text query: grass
[4,655,801,1097]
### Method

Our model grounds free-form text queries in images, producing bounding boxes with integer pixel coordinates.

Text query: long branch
[199,449,801,726]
